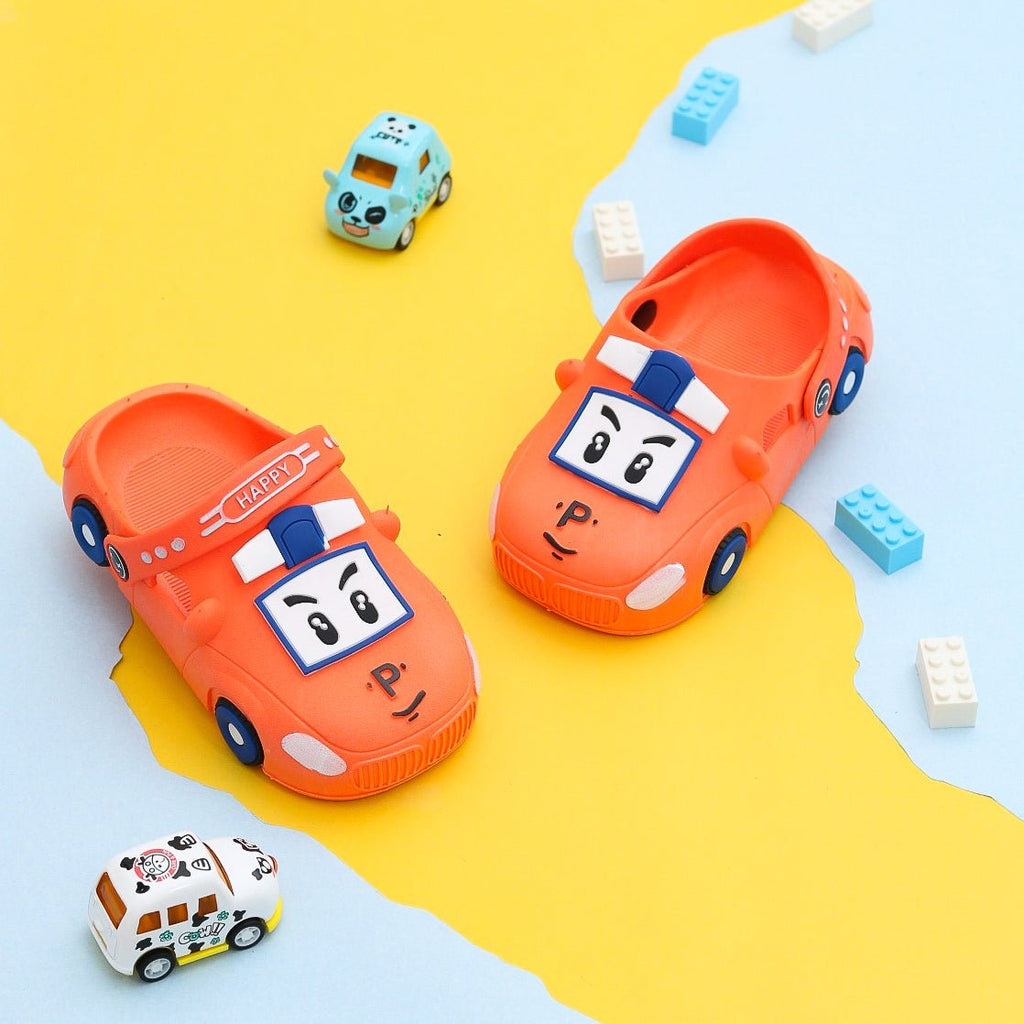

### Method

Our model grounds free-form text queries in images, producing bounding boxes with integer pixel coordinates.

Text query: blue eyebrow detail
[642,435,677,447]
[600,405,621,431]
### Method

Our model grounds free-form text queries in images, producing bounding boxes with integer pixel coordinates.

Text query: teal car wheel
[394,220,415,251]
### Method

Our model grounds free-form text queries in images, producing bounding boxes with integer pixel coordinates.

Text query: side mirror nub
[555,359,584,391]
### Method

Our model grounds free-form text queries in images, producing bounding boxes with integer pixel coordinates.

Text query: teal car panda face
[323,112,452,251]
[331,187,390,242]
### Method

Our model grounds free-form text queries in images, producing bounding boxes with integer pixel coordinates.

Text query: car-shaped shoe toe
[491,219,873,634]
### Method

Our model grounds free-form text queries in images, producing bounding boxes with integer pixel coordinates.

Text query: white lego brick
[592,201,644,282]
[916,637,978,729]
[793,0,873,53]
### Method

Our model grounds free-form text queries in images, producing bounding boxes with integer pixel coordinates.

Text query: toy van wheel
[703,528,747,596]
[435,173,452,206]
[228,918,267,950]
[395,220,416,251]
[829,348,865,415]
[71,499,109,566]
[215,699,265,767]
[136,948,176,982]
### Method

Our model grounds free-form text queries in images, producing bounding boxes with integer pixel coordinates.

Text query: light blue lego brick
[671,68,740,145]
[834,484,924,574]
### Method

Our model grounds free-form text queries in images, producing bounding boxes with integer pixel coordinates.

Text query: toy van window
[137,911,161,934]
[352,154,398,188]
[198,894,218,916]
[96,873,126,928]
[168,903,188,925]
[204,843,234,894]
[419,150,430,173]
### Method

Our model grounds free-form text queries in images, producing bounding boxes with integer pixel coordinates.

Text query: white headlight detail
[464,633,482,695]
[625,563,686,610]
[488,483,500,540]
[281,733,347,776]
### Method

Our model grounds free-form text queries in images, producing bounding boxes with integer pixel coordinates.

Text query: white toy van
[88,831,281,982]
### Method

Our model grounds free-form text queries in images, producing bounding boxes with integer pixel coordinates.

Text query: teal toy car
[323,113,452,251]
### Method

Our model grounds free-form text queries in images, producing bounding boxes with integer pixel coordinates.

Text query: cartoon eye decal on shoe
[337,564,378,621]
[625,452,654,483]
[258,544,414,673]
[549,388,701,511]
[283,596,343,647]
[350,590,379,624]
[584,431,610,463]
[624,437,675,484]
[307,612,339,646]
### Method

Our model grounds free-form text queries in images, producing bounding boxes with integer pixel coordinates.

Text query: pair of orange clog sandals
[62,219,872,799]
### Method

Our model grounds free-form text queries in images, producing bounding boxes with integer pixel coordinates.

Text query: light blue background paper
[575,0,1024,817]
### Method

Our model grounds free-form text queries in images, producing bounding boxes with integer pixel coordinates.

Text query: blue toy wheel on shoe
[703,528,747,596]
[215,699,264,766]
[829,348,865,415]
[71,499,109,566]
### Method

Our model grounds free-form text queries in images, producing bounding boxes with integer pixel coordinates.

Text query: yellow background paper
[4,2,1024,1020]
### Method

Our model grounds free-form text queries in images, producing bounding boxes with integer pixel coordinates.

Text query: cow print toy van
[88,831,281,982]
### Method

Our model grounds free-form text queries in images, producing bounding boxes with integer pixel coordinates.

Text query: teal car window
[352,154,398,189]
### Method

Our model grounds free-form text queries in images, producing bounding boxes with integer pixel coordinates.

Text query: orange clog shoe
[63,385,478,798]
[490,219,873,634]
